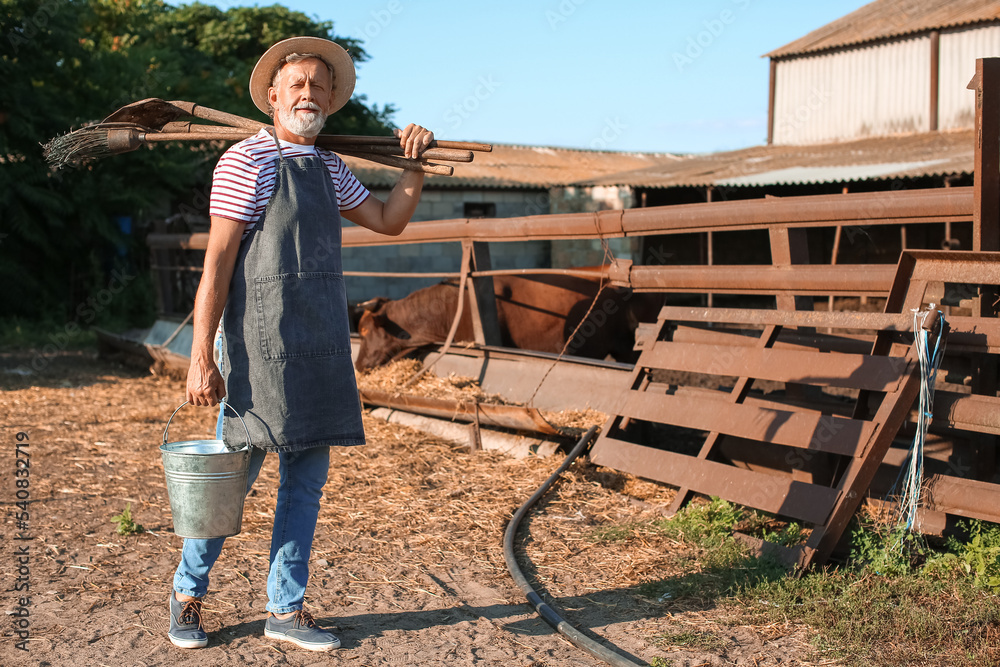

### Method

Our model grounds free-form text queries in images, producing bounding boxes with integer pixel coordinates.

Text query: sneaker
[168,593,208,649]
[264,610,340,651]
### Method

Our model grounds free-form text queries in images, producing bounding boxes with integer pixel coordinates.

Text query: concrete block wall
[342,188,553,302]
[550,238,641,268]
[343,242,463,302]
[546,185,640,267]
[549,185,635,214]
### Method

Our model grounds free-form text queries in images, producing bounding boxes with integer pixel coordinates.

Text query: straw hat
[249,36,356,116]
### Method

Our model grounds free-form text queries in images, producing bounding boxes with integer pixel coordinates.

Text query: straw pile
[357,358,509,404]
[0,350,821,666]
[357,359,608,434]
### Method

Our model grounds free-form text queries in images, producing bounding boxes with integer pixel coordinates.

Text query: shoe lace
[295,610,317,628]
[178,599,203,627]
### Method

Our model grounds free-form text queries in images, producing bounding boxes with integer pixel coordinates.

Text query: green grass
[593,498,1000,667]
[739,568,1000,666]
[653,629,729,652]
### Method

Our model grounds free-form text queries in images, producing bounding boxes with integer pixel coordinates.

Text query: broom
[44,124,480,175]
[43,98,492,175]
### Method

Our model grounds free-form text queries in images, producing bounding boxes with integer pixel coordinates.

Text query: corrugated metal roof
[765,0,1000,59]
[343,130,973,192]
[584,129,972,189]
[714,160,950,187]
[341,144,677,190]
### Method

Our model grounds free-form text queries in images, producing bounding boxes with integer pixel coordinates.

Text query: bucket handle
[163,401,252,450]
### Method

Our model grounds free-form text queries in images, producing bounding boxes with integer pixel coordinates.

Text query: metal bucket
[159,401,252,539]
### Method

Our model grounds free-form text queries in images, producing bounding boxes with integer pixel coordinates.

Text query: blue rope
[892,307,947,539]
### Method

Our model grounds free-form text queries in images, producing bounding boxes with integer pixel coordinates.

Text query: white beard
[277,103,327,137]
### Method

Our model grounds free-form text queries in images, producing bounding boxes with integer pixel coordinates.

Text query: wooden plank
[667,325,781,515]
[805,347,922,566]
[589,436,839,525]
[671,386,857,419]
[627,264,895,296]
[657,306,1000,347]
[769,226,814,312]
[619,390,875,457]
[463,240,502,347]
[641,341,906,392]
[658,306,916,329]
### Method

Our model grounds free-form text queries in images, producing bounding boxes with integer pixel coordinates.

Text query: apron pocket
[255,272,351,359]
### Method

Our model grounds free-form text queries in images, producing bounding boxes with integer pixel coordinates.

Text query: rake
[43,98,492,176]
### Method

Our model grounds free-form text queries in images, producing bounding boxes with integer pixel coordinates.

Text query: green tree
[0,0,395,326]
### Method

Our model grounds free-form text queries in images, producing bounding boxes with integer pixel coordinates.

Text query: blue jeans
[172,446,330,612]
[173,334,331,613]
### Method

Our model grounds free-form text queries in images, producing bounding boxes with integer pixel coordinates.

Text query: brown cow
[354,273,654,371]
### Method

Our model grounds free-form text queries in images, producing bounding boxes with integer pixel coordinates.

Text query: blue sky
[182,1,872,154]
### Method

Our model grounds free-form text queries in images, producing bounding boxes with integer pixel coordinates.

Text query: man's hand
[186,356,226,407]
[394,123,434,159]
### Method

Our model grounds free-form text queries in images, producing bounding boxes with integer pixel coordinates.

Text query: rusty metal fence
[146,186,976,329]
[142,57,1000,566]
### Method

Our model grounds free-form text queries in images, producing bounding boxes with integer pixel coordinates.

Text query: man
[169,36,434,651]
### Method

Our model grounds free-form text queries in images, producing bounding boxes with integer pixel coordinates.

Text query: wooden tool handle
[141,126,459,174]
[162,121,252,135]
[147,129,472,164]
[144,131,251,142]
[159,103,493,153]
[316,138,473,162]
[156,121,488,157]
[166,100,268,131]
[336,149,454,176]
[328,135,492,152]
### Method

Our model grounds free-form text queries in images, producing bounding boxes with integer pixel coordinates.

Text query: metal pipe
[360,389,566,436]
[344,270,461,279]
[337,188,973,248]
[147,189,974,251]
[626,264,895,295]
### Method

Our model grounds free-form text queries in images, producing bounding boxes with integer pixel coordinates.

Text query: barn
[766,0,1000,144]
[340,0,1000,301]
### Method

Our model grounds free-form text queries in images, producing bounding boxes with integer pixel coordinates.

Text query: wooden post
[463,240,503,346]
[972,57,1000,254]
[970,58,1000,480]
[769,226,820,482]
[707,230,714,308]
[769,226,812,312]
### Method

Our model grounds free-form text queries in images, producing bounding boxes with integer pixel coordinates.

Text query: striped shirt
[209,129,369,231]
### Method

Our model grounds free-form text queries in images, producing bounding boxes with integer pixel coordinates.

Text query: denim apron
[220,132,365,452]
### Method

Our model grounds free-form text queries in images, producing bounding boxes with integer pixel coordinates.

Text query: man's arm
[186,216,245,407]
[343,123,434,235]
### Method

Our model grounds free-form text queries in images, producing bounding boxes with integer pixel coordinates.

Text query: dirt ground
[0,351,827,666]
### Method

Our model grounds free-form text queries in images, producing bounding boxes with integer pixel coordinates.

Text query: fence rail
[146,186,974,251]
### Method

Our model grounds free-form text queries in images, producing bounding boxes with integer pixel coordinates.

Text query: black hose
[503,426,645,667]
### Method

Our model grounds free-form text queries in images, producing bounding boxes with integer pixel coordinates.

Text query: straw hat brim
[249,36,356,116]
